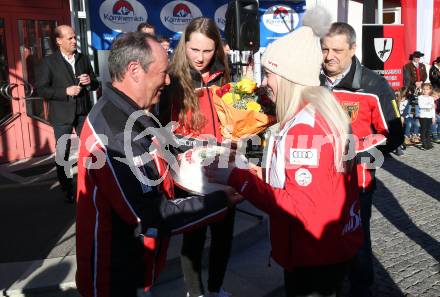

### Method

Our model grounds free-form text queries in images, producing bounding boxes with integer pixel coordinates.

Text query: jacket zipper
[205,85,218,138]
[151,236,161,284]
[199,77,218,139]
[288,222,294,264]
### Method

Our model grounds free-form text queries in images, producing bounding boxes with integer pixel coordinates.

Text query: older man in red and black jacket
[76,32,234,297]
[320,22,404,297]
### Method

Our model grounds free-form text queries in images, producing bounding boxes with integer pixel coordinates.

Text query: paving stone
[2,140,440,297]
[370,145,440,296]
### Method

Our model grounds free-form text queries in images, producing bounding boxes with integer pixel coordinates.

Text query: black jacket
[320,56,404,154]
[429,65,440,89]
[35,50,99,125]
[76,84,228,295]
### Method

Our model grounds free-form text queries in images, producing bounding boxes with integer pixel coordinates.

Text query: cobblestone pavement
[154,144,440,297]
[5,144,440,297]
[371,144,440,296]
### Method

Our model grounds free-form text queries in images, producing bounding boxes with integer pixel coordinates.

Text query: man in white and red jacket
[75,32,232,297]
[321,22,404,297]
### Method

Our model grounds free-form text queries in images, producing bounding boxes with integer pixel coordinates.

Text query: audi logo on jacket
[228,105,363,269]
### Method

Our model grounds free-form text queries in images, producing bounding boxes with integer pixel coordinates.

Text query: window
[383,8,401,24]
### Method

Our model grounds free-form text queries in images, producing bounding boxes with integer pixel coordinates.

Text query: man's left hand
[224,187,245,207]
[78,74,91,86]
[204,157,235,185]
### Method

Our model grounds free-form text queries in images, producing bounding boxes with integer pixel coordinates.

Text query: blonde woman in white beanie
[205,7,363,297]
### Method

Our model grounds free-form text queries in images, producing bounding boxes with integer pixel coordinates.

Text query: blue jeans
[404,116,420,137]
[432,114,440,140]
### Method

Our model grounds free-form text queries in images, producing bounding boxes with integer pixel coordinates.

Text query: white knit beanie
[261,6,332,86]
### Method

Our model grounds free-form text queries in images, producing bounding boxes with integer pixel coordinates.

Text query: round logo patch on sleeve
[295,168,312,186]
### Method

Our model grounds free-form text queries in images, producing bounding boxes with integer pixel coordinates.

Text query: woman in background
[159,17,233,297]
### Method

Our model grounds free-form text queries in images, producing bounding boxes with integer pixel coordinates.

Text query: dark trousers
[419,117,433,149]
[348,191,374,297]
[53,115,86,192]
[181,209,235,296]
[284,261,350,297]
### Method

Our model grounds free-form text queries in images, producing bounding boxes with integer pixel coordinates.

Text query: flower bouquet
[212,77,275,139]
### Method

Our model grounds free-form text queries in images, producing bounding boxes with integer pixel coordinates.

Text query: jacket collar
[190,58,225,87]
[320,56,362,91]
[55,49,81,62]
[407,61,424,69]
[54,50,77,84]
[105,82,157,131]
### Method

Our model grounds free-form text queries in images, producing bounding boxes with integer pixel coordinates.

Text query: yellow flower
[236,78,257,94]
[246,101,261,112]
[222,92,240,105]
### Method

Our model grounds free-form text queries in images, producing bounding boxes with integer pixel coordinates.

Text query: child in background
[393,88,407,155]
[418,83,436,150]
[405,89,421,145]
[397,88,410,146]
[431,88,440,143]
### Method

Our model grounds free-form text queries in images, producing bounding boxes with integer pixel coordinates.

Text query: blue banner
[90,0,229,50]
[89,0,306,50]
[259,1,306,48]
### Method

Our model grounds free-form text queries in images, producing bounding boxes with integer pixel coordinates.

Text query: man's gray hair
[325,22,357,48]
[108,32,156,82]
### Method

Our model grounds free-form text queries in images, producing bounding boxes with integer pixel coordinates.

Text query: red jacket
[171,84,222,142]
[228,105,363,269]
[161,67,225,143]
[321,56,404,192]
[332,90,388,190]
[76,85,228,296]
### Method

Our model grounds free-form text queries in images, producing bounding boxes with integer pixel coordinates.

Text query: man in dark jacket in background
[320,22,404,297]
[35,25,99,203]
[429,56,440,89]
[403,50,427,93]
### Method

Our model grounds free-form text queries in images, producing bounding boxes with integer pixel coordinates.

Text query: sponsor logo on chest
[289,148,318,166]
[341,101,360,122]
[295,168,312,187]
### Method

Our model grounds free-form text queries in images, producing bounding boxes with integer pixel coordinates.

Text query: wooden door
[0,1,70,163]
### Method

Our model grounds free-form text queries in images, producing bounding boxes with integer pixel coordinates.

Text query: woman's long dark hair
[168,17,230,131]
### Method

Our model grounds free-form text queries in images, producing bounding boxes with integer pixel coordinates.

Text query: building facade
[0,0,426,164]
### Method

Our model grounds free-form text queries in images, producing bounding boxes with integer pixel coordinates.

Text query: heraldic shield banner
[362,24,405,90]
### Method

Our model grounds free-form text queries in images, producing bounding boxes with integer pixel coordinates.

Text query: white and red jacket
[76,85,228,297]
[228,105,363,269]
